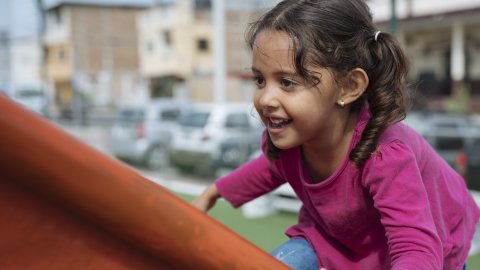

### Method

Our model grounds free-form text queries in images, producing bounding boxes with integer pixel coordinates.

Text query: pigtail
[349,32,411,166]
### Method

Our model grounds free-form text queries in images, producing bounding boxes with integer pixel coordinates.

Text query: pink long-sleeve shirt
[216,105,480,270]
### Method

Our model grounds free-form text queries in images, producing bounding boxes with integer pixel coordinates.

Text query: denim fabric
[270,238,319,270]
[271,238,467,269]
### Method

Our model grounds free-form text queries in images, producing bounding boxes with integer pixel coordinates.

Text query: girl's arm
[215,152,286,208]
[193,132,286,210]
[191,184,221,212]
[362,141,443,269]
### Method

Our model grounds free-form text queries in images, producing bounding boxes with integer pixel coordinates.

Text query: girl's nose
[257,85,280,113]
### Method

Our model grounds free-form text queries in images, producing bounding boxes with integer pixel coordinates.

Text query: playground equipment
[0,95,289,270]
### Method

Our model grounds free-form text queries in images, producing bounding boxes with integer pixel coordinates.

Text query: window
[155,0,177,6]
[225,113,249,128]
[52,8,62,24]
[117,109,145,123]
[162,30,171,46]
[434,137,464,151]
[58,49,65,61]
[181,112,210,128]
[160,109,180,121]
[194,0,211,10]
[146,41,154,53]
[197,38,209,52]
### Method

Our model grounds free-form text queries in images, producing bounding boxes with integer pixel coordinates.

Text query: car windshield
[467,139,480,156]
[116,109,145,123]
[435,137,464,151]
[180,111,210,127]
[15,89,44,98]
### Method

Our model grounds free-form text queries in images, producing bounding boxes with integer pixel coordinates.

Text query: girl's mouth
[268,118,292,129]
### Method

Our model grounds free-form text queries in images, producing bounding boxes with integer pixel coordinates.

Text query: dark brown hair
[246,0,410,167]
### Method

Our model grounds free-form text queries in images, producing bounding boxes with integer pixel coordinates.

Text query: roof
[45,0,153,10]
[374,6,480,30]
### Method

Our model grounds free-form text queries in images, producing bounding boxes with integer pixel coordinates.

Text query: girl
[193,0,480,269]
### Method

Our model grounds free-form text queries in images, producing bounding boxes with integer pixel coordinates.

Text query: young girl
[193,0,480,269]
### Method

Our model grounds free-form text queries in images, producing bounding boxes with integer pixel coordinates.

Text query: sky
[0,0,40,38]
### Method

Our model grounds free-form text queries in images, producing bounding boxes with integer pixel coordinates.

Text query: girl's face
[252,30,344,150]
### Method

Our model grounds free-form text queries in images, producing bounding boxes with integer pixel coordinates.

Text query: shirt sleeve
[361,140,443,270]
[215,132,286,208]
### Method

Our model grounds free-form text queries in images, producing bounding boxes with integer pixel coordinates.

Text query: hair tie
[374,31,381,42]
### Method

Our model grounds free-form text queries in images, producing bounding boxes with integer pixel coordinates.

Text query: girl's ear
[339,68,369,105]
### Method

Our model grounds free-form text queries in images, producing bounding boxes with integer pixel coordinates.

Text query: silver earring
[338,100,345,107]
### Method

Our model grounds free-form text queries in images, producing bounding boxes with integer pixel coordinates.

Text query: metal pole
[213,0,226,103]
[390,0,397,36]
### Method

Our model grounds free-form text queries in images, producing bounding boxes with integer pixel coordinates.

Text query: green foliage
[446,82,471,113]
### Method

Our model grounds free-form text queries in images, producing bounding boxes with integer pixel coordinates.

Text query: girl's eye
[280,78,297,89]
[253,76,265,87]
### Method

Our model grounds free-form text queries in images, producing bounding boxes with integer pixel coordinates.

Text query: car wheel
[145,145,169,170]
[221,145,249,168]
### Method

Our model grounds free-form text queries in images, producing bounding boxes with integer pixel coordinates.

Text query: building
[137,0,278,103]
[43,0,151,118]
[137,0,213,102]
[141,0,480,113]
[369,0,480,113]
[0,0,44,95]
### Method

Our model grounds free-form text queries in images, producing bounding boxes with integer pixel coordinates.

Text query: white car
[170,102,264,177]
[12,87,49,115]
[110,99,188,169]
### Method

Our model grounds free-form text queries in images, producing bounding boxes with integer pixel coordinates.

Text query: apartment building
[43,0,150,117]
[137,0,212,101]
[137,0,278,103]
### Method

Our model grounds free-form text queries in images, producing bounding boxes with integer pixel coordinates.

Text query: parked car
[169,102,264,177]
[402,110,431,135]
[456,138,480,191]
[12,87,49,115]
[110,99,187,169]
[421,114,480,169]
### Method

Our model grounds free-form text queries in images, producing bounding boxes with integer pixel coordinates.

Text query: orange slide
[0,95,288,270]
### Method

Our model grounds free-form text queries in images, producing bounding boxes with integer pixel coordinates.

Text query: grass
[177,193,296,251]
[177,193,480,268]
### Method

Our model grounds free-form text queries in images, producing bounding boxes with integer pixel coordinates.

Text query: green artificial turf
[468,255,479,269]
[177,193,480,268]
[177,193,296,251]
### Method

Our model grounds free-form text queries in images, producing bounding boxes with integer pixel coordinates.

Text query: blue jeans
[272,238,467,270]
[270,238,319,270]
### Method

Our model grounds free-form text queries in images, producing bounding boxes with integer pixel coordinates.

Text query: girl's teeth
[270,118,291,128]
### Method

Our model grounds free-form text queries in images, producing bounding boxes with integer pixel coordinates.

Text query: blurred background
[0,0,479,266]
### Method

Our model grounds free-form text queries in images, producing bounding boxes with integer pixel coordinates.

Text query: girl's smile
[267,116,293,135]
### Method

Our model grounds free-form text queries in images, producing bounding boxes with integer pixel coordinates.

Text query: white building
[0,0,45,94]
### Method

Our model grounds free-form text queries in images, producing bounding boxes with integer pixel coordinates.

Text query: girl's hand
[191,184,221,212]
